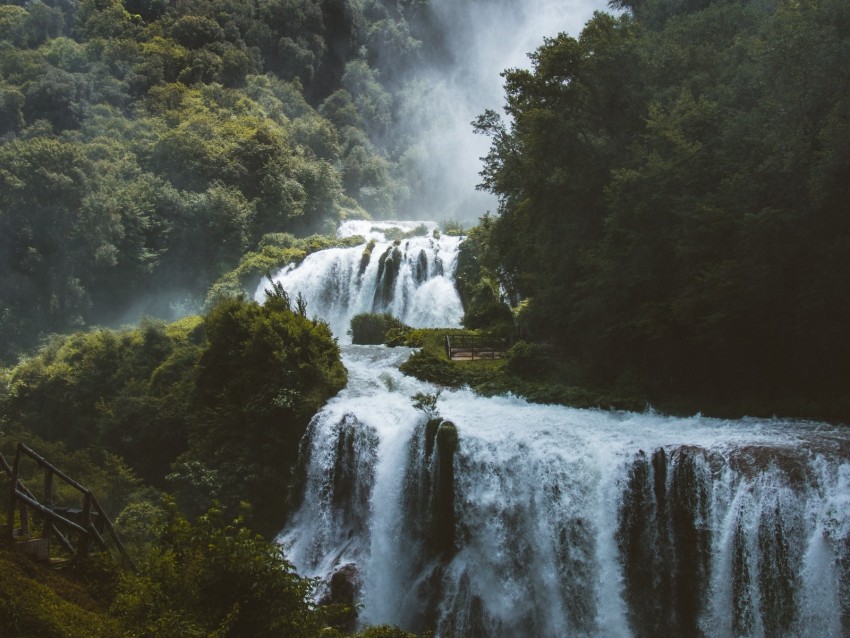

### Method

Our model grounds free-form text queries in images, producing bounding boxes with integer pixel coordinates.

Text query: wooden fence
[1,443,133,569]
[445,334,508,361]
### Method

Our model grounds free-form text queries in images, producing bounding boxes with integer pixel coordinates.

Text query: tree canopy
[475,0,850,419]
[0,0,436,363]
[3,291,346,534]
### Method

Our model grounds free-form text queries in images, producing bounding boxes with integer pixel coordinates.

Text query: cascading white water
[255,220,463,339]
[269,222,850,637]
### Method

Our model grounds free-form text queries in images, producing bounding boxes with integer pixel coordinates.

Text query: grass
[396,329,647,412]
[397,328,850,422]
[0,539,123,637]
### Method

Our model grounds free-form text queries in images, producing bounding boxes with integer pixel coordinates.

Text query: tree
[183,291,346,534]
[476,0,850,418]
[0,137,114,360]
[113,501,323,638]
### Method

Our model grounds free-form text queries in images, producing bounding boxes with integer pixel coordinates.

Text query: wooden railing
[445,334,508,361]
[2,444,134,569]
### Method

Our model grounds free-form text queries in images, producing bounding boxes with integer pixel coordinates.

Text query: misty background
[396,0,611,222]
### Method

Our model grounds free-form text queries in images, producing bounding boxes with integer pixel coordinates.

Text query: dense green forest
[473,0,850,420]
[0,0,442,363]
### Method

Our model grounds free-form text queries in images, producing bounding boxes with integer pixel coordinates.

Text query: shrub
[504,340,551,379]
[112,502,322,638]
[375,224,428,241]
[349,313,409,345]
[4,291,347,536]
[441,219,464,236]
[399,349,462,387]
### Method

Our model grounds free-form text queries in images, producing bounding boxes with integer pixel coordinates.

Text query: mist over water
[398,0,611,221]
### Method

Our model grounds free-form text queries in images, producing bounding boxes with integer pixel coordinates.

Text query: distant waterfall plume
[256,221,463,338]
[270,222,850,637]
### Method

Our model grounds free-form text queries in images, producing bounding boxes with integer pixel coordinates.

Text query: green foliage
[399,349,462,387]
[440,219,464,236]
[476,0,850,421]
[182,291,346,534]
[350,312,410,345]
[354,625,419,638]
[112,502,323,638]
[0,0,438,363]
[3,318,202,485]
[395,327,648,412]
[0,548,123,638]
[377,223,429,242]
[453,218,515,334]
[3,294,346,536]
[503,341,551,380]
[411,391,441,419]
[205,233,366,307]
[0,429,153,521]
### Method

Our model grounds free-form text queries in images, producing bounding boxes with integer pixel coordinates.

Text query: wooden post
[79,491,92,557]
[42,467,54,545]
[8,452,19,542]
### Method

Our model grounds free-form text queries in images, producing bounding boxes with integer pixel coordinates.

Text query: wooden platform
[445,334,507,361]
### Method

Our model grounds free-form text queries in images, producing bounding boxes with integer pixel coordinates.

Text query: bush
[504,340,551,379]
[441,219,464,236]
[349,313,410,345]
[113,502,322,638]
[183,288,347,534]
[373,224,428,241]
[399,349,462,387]
[3,291,347,536]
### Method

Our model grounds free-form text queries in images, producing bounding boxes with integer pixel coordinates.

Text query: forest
[473,0,850,420]
[1,0,849,635]
[0,0,440,364]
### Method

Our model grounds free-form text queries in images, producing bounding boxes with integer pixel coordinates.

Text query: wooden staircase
[0,443,133,570]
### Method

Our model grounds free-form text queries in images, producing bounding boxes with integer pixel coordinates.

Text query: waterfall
[255,220,463,339]
[268,222,850,637]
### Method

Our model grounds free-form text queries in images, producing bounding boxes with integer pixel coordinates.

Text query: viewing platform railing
[2,443,134,569]
[445,334,508,361]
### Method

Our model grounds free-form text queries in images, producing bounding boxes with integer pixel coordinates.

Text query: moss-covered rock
[436,421,458,456]
[359,239,376,276]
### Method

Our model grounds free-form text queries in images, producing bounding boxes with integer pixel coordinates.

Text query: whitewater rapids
[261,221,850,637]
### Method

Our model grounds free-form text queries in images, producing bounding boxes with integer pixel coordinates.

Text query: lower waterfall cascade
[264,222,850,637]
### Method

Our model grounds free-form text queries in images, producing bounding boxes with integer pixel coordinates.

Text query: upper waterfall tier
[255,221,463,339]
